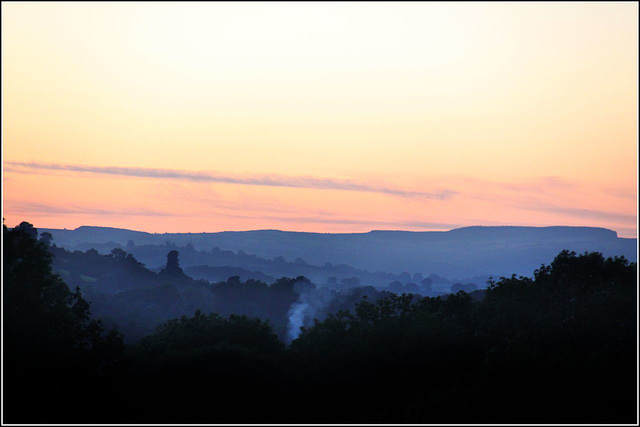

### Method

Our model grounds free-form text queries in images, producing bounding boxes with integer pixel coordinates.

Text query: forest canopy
[2,221,637,423]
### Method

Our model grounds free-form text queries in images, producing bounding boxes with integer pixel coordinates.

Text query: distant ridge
[368,225,618,238]
[67,224,621,237]
[39,224,636,279]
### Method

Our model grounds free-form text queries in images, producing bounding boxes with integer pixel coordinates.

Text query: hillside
[42,225,637,278]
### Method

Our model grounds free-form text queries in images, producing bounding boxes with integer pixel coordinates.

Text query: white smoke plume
[286,283,335,343]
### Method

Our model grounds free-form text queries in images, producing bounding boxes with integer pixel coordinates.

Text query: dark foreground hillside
[3,222,637,424]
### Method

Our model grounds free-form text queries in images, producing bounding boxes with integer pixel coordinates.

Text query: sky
[2,2,638,237]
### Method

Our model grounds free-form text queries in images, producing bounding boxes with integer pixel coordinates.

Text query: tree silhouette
[3,222,124,423]
[39,231,54,246]
[161,249,185,277]
[14,220,37,239]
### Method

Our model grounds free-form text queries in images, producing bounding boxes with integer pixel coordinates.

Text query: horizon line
[24,223,632,238]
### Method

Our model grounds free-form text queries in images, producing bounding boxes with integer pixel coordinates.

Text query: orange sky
[2,3,638,237]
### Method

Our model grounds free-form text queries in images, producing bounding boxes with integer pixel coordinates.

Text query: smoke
[286,283,335,343]
[286,302,307,343]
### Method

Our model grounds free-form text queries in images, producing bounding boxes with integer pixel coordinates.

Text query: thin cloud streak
[450,175,580,196]
[10,201,173,217]
[6,161,457,200]
[604,186,637,201]
[522,204,636,224]
[217,212,461,230]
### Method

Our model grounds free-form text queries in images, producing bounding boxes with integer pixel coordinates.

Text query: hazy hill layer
[41,225,636,279]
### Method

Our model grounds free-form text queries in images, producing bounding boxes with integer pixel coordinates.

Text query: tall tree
[3,222,124,423]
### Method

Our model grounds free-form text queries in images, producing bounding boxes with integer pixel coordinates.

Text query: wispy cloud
[604,186,637,201]
[10,201,173,217]
[214,211,460,230]
[499,176,578,192]
[450,175,580,197]
[5,161,456,199]
[522,204,636,224]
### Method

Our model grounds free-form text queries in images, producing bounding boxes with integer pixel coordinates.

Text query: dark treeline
[51,233,478,294]
[3,222,637,423]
